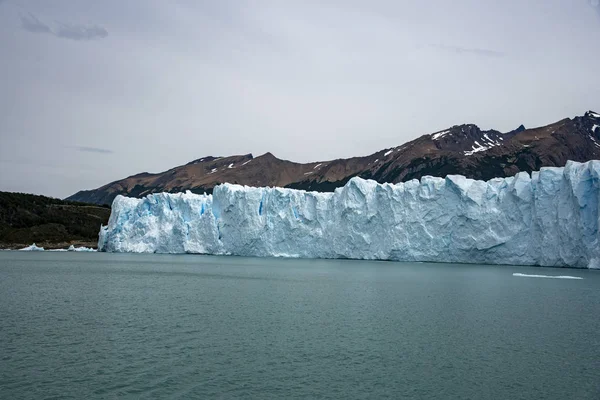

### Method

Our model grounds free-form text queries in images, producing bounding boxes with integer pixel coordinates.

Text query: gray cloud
[591,0,600,16]
[55,23,108,41]
[431,44,505,57]
[74,146,113,154]
[21,13,108,40]
[21,13,51,34]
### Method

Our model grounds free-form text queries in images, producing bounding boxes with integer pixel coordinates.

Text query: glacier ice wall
[99,160,600,268]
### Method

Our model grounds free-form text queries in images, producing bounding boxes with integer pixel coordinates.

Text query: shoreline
[0,241,98,251]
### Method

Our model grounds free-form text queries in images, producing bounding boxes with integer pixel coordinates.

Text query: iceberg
[512,273,583,279]
[67,245,96,252]
[98,160,600,269]
[19,243,45,251]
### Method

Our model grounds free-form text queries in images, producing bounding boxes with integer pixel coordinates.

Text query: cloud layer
[74,146,113,154]
[21,13,108,41]
[430,44,505,58]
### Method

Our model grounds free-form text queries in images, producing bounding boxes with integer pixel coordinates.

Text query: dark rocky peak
[570,111,600,133]
[186,156,222,165]
[254,152,298,165]
[514,124,526,133]
[126,172,154,179]
[585,110,600,120]
[258,152,277,159]
[430,124,508,155]
[501,124,526,141]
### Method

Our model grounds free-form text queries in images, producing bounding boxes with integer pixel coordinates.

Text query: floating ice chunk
[68,245,96,252]
[513,273,582,280]
[19,243,44,251]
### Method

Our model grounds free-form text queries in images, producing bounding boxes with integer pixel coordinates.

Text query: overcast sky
[0,0,599,198]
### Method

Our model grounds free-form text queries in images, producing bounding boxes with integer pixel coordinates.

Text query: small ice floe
[19,243,45,251]
[512,273,582,280]
[68,245,96,252]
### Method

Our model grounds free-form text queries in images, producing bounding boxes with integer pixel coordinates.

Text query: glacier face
[99,160,600,268]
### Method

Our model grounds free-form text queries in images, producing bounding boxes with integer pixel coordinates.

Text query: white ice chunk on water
[19,243,44,251]
[98,160,600,268]
[67,245,96,252]
[513,273,582,279]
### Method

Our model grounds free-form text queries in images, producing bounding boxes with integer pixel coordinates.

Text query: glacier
[98,160,600,269]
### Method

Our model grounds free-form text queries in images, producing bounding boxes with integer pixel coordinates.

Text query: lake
[1,252,599,399]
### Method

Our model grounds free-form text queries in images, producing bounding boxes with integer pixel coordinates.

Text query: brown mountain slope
[67,111,600,205]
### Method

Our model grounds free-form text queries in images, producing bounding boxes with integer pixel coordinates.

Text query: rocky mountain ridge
[67,111,600,205]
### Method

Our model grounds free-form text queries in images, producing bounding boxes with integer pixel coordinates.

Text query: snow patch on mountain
[432,130,450,140]
[464,135,503,156]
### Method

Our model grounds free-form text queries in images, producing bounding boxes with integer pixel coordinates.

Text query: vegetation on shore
[0,191,110,249]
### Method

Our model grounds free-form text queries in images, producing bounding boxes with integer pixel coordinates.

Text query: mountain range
[67,111,600,205]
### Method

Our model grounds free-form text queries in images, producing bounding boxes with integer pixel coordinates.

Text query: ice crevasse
[99,160,600,268]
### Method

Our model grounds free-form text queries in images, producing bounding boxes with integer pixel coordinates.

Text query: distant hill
[67,111,600,205]
[0,192,110,249]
